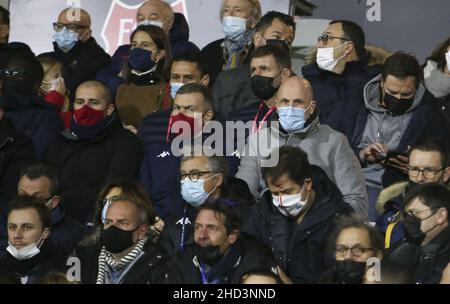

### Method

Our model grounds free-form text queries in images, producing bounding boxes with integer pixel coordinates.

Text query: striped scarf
[96,237,147,284]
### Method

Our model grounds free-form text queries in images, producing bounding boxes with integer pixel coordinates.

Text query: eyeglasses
[335,245,374,257]
[53,22,88,32]
[402,207,439,219]
[407,166,444,178]
[317,34,350,45]
[180,171,213,182]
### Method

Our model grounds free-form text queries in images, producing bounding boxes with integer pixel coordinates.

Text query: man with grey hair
[139,83,231,219]
[236,76,369,217]
[97,0,199,99]
[202,0,262,86]
[72,194,166,284]
[159,149,253,256]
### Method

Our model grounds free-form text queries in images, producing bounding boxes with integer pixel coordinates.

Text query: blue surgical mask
[222,16,247,40]
[53,27,79,52]
[180,174,218,207]
[278,105,310,133]
[170,82,185,98]
[129,48,157,72]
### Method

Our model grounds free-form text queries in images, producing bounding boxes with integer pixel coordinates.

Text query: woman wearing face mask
[423,35,450,119]
[320,215,384,284]
[115,25,172,132]
[201,0,261,86]
[0,196,66,284]
[242,146,353,283]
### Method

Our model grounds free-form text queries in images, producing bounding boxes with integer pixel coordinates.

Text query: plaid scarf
[96,237,147,284]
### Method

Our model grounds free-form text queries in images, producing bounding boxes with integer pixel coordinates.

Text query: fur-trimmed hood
[376,181,408,214]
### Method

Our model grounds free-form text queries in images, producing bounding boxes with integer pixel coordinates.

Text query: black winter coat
[302,58,381,143]
[49,204,86,258]
[0,116,36,252]
[45,118,143,223]
[73,236,166,284]
[2,94,63,160]
[243,165,353,283]
[386,225,450,284]
[0,242,67,284]
[165,233,277,284]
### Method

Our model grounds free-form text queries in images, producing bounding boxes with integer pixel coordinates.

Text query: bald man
[136,0,174,33]
[44,80,143,223]
[96,0,199,99]
[236,76,369,217]
[40,7,111,101]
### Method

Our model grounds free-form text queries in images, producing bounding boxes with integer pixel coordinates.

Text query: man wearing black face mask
[386,183,450,284]
[376,139,450,250]
[73,194,166,284]
[227,44,292,175]
[212,11,296,117]
[165,199,276,284]
[355,52,450,221]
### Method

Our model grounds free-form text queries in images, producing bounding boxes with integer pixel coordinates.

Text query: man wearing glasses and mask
[40,8,111,101]
[376,139,450,249]
[302,20,382,144]
[158,150,253,256]
[386,183,450,284]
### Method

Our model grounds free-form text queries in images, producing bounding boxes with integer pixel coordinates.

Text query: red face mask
[73,105,106,126]
[166,112,203,141]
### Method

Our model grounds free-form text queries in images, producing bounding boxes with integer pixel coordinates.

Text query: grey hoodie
[358,75,425,188]
[236,114,368,217]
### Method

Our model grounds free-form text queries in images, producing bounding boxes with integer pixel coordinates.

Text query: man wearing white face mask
[302,20,382,144]
[40,8,111,102]
[201,0,262,87]
[236,76,369,217]
[0,196,66,284]
[243,146,353,283]
[159,151,253,256]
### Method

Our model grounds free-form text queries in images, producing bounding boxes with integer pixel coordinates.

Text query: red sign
[101,0,187,54]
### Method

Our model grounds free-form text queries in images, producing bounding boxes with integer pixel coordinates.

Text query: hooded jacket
[354,75,450,188]
[236,113,368,216]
